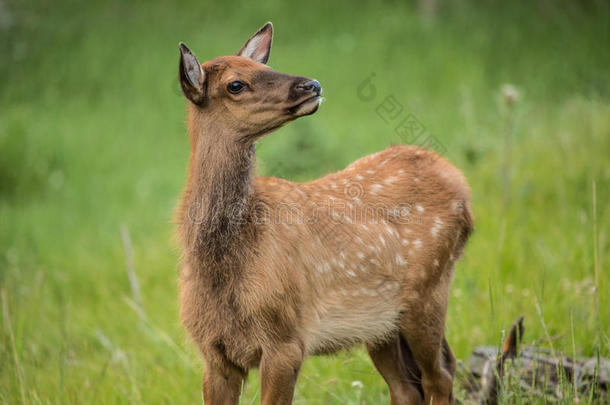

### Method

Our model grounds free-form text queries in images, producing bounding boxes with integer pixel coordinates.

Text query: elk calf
[176,22,473,405]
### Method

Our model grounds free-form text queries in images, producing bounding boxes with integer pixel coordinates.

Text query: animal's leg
[401,287,454,404]
[259,341,303,405]
[367,335,424,404]
[441,336,456,379]
[202,350,246,405]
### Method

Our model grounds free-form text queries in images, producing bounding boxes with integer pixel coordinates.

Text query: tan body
[176,23,473,405]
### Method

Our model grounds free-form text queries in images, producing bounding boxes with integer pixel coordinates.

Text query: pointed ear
[237,22,273,64]
[502,316,524,358]
[179,42,206,104]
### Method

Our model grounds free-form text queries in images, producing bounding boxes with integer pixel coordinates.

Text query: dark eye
[227,81,245,94]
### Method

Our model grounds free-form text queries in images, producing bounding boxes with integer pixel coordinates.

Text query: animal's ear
[502,316,524,358]
[179,42,206,105]
[237,22,273,64]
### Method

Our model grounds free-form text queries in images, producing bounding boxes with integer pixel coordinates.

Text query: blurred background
[1,0,608,403]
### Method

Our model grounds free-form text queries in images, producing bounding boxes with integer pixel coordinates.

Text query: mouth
[289,95,322,116]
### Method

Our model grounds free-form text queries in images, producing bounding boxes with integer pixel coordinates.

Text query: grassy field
[1,0,608,403]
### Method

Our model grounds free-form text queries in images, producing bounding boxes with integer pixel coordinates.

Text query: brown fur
[176,23,473,404]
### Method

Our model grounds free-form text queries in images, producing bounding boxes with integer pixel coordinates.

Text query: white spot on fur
[384,176,397,185]
[370,184,383,195]
[416,204,424,213]
[355,174,364,181]
[379,235,386,245]
[401,238,409,246]
[431,217,443,238]
[356,252,365,259]
[396,254,408,266]
[413,239,422,249]
[433,259,439,267]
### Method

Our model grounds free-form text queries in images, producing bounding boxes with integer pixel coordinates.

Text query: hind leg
[441,337,456,379]
[401,289,454,404]
[202,349,246,405]
[367,335,423,404]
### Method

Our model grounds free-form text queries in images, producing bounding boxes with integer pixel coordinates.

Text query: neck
[180,111,258,274]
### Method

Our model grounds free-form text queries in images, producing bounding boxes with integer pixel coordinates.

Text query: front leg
[202,349,246,405]
[259,341,304,405]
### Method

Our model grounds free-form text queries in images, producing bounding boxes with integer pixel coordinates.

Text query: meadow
[1,0,608,403]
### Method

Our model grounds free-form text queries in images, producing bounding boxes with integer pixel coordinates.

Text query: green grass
[1,0,608,403]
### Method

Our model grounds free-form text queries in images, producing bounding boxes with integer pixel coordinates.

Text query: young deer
[176,22,473,405]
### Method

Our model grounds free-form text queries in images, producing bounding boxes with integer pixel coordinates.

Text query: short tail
[453,199,475,260]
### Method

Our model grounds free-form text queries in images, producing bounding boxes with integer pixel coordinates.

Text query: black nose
[296,80,322,96]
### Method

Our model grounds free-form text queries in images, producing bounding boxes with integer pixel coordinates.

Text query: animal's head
[178,22,322,141]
